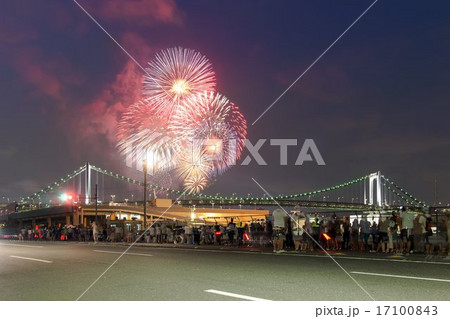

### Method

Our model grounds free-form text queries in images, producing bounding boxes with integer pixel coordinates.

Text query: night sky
[1,0,449,205]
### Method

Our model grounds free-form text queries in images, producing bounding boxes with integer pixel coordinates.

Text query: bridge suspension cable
[18,164,427,209]
[381,175,427,207]
[19,166,86,203]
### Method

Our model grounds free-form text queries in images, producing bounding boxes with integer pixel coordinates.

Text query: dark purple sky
[1,0,449,205]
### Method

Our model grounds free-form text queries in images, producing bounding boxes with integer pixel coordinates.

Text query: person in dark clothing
[342,217,351,250]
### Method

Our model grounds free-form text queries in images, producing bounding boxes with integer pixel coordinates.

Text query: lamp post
[143,160,147,231]
[95,184,98,224]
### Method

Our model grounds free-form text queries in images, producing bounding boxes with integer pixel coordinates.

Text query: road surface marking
[0,243,43,248]
[93,250,153,257]
[9,255,53,263]
[205,289,271,301]
[351,271,450,283]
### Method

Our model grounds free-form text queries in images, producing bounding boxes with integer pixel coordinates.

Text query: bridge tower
[85,162,91,204]
[365,171,383,207]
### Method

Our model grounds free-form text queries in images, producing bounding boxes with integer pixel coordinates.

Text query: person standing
[342,217,350,250]
[227,218,236,245]
[414,212,426,253]
[292,212,303,252]
[360,216,371,251]
[92,221,99,244]
[378,216,389,253]
[236,219,244,247]
[401,209,415,254]
[272,209,286,253]
[351,217,360,251]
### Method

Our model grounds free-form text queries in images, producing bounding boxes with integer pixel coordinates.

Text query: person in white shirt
[149,226,156,243]
[184,224,193,244]
[400,209,415,253]
[92,222,99,244]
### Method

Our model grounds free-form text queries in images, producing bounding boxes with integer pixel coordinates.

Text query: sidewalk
[80,241,450,263]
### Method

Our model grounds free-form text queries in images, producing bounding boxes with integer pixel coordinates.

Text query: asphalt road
[0,241,449,301]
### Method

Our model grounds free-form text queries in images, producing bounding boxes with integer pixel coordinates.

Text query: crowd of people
[275,210,450,259]
[18,223,104,242]
[13,210,450,259]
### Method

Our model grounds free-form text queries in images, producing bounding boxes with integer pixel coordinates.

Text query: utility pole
[143,161,147,231]
[95,184,98,224]
[434,176,438,237]
[434,176,438,206]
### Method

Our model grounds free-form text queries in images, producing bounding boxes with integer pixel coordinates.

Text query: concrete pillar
[73,212,79,226]
[66,215,71,225]
[47,218,51,228]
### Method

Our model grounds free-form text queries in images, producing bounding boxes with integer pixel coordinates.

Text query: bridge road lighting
[110,194,116,203]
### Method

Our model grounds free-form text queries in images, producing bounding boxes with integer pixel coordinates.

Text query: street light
[110,194,116,203]
[143,160,148,231]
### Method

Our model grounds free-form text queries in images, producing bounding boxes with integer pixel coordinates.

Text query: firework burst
[117,100,178,172]
[170,91,247,175]
[143,47,216,118]
[117,47,247,194]
[176,146,212,194]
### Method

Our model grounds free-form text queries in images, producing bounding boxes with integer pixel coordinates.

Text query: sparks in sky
[170,91,247,176]
[117,48,246,194]
[116,99,178,172]
[143,47,216,119]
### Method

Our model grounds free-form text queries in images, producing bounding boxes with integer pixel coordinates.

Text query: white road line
[0,243,43,248]
[351,271,450,283]
[9,255,53,263]
[205,289,271,301]
[93,250,153,257]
